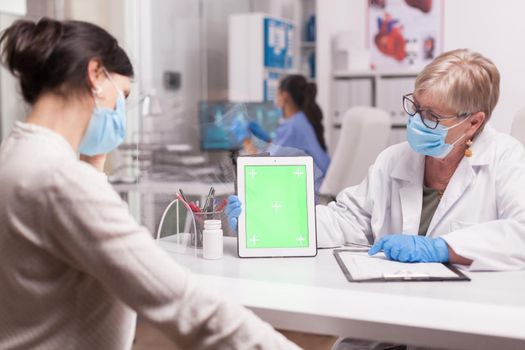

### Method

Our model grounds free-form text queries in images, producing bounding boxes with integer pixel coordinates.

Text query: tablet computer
[237,156,317,257]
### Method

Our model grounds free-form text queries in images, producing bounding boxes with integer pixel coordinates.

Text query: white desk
[160,237,525,350]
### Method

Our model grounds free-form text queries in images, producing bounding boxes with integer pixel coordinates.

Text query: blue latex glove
[368,234,449,263]
[230,119,250,144]
[248,121,272,143]
[225,195,242,232]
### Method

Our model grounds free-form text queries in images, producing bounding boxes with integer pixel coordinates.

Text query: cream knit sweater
[0,122,300,350]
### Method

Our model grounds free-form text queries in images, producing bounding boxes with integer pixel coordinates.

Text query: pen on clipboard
[344,241,380,252]
[345,241,372,248]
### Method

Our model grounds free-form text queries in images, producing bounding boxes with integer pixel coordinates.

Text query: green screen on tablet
[243,165,309,249]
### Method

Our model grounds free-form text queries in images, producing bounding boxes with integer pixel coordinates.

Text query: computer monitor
[199,101,282,151]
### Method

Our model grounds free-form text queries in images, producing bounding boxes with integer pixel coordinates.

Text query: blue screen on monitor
[199,101,282,151]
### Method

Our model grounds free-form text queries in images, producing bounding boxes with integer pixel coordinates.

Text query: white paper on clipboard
[337,251,459,281]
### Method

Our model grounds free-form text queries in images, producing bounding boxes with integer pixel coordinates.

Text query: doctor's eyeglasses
[402,93,469,129]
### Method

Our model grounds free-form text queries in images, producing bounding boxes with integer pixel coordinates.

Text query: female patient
[0,18,299,350]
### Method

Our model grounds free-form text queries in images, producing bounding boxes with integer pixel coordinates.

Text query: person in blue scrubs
[234,75,331,184]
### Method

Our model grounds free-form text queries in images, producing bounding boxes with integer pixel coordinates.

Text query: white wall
[317,0,525,138]
[0,0,26,16]
[317,0,365,151]
[443,0,525,133]
[251,0,299,22]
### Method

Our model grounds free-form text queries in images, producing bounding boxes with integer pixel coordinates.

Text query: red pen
[176,193,188,206]
[189,202,201,213]
[215,198,228,212]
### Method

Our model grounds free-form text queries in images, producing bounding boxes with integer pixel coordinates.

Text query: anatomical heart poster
[368,0,443,69]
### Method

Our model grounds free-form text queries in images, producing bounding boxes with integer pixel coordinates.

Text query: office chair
[511,107,525,146]
[320,106,391,199]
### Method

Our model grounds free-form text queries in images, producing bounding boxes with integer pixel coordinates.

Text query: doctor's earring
[464,140,473,157]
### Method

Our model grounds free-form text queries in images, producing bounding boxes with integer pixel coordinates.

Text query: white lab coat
[316,125,525,271]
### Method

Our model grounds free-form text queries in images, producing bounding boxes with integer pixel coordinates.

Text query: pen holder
[156,198,197,255]
[191,211,224,248]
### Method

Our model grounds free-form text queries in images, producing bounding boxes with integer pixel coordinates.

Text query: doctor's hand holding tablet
[227,194,451,264]
[228,48,525,271]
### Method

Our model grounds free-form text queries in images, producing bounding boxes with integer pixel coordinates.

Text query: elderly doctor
[227,48,525,271]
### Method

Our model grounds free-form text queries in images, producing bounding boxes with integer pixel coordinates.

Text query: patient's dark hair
[279,74,327,151]
[0,17,134,104]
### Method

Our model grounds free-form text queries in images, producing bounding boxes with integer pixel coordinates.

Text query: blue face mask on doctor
[78,69,126,156]
[406,113,471,159]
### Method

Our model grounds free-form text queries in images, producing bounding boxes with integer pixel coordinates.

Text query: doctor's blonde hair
[414,49,500,122]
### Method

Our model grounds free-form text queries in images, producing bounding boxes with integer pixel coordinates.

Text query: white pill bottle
[202,220,223,259]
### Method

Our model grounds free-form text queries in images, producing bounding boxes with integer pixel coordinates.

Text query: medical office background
[0,0,524,233]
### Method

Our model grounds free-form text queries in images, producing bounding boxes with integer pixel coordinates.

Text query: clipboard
[334,249,470,282]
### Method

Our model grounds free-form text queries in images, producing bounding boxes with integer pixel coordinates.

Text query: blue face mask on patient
[78,70,126,156]
[406,113,470,159]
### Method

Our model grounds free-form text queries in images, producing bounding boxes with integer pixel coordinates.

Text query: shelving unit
[228,13,296,102]
[329,70,419,150]
[300,41,316,49]
[297,0,316,80]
